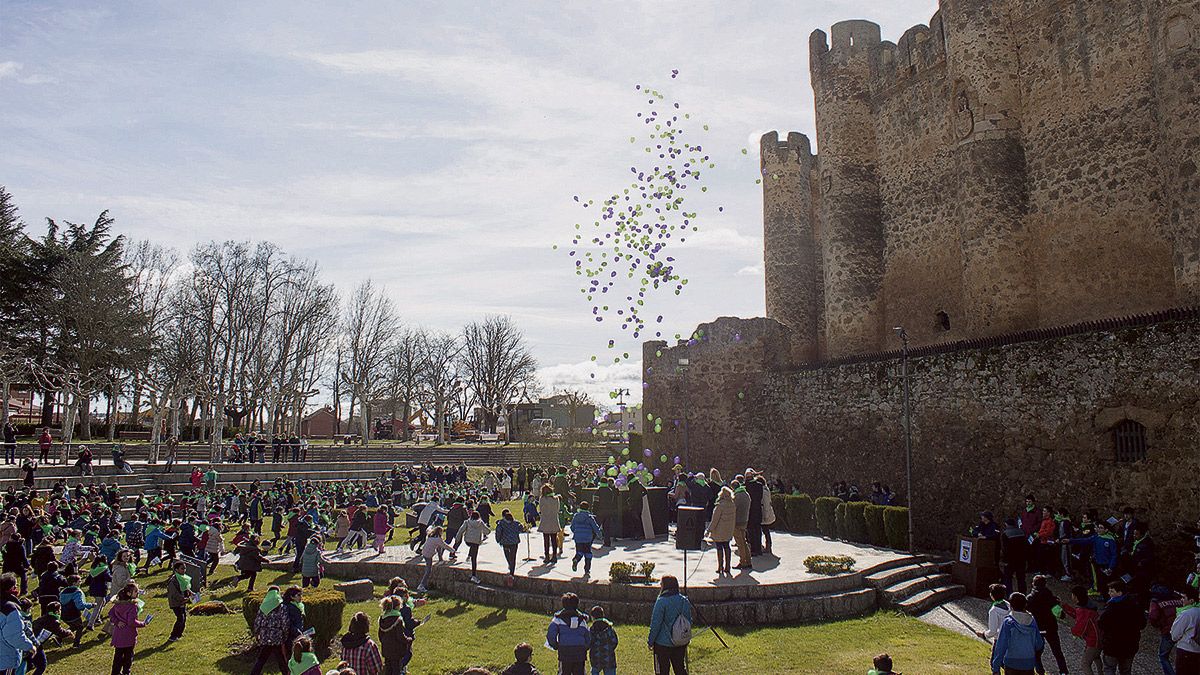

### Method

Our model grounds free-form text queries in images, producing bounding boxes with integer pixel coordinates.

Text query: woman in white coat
[536,485,562,563]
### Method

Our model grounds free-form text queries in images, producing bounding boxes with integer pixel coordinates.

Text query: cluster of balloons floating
[556,70,719,376]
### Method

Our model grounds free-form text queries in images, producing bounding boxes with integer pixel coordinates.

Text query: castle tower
[941,0,1039,334]
[810,21,886,358]
[761,131,820,362]
[1154,7,1200,303]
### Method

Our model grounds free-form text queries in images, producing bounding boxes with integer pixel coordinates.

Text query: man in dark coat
[595,478,618,547]
[292,515,312,573]
[746,470,764,556]
[1000,517,1029,594]
[1098,579,1146,674]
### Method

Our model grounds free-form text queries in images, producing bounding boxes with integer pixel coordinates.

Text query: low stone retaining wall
[268,555,911,625]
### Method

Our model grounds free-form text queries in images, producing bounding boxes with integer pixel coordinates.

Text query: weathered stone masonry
[644,310,1200,551]
[769,0,1200,358]
[643,0,1200,554]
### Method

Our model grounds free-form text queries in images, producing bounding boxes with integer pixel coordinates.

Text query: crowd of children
[970,495,1200,675]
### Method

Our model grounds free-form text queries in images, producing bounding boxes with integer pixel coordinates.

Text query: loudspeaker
[675,506,704,551]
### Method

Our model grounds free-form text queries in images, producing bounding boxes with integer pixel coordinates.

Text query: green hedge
[769,494,815,534]
[786,494,815,533]
[864,504,887,547]
[243,589,346,656]
[844,501,869,544]
[770,493,790,530]
[883,506,910,551]
[834,502,847,540]
[814,497,840,537]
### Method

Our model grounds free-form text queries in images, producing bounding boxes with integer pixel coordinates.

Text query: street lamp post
[893,326,915,553]
[677,358,690,470]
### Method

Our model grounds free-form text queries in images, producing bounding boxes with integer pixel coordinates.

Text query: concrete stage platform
[266,530,959,624]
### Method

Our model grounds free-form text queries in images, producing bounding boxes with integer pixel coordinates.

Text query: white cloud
[537,359,643,407]
[737,263,764,277]
[0,61,21,78]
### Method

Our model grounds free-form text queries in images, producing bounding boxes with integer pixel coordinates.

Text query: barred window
[1112,420,1147,463]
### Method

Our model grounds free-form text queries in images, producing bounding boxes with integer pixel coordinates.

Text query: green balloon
[660,455,668,463]
[572,459,580,467]
[621,448,630,456]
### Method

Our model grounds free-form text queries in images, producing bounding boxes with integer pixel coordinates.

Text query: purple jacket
[107,601,145,649]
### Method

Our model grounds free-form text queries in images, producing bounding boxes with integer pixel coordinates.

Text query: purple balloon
[653,469,661,477]
[643,448,652,457]
[673,456,681,465]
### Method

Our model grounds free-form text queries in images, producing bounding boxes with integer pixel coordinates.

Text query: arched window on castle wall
[1112,419,1147,463]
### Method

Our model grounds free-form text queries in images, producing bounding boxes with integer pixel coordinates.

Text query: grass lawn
[38,563,988,675]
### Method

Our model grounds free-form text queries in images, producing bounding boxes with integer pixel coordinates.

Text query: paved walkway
[269,530,909,589]
[917,592,1168,674]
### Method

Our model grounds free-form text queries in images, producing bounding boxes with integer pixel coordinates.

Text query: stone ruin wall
[765,0,1200,361]
[642,312,1200,553]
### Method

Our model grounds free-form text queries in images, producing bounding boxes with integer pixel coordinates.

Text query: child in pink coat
[108,581,148,675]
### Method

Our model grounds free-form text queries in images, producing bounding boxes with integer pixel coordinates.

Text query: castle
[642,0,1200,552]
[764,0,1199,361]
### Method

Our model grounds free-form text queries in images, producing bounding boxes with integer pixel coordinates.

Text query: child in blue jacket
[568,503,603,575]
[546,592,591,674]
[990,592,1044,675]
[1068,520,1120,594]
[59,574,93,646]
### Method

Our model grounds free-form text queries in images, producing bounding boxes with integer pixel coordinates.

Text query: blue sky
[0,1,938,404]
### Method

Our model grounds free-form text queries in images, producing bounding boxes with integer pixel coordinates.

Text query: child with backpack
[648,575,692,675]
[1061,585,1102,675]
[588,605,618,675]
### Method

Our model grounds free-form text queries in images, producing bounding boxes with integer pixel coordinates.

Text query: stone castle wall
[766,0,1200,360]
[642,310,1200,552]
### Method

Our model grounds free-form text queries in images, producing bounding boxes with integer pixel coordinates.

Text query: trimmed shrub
[844,501,870,544]
[864,504,888,547]
[191,600,232,615]
[243,589,345,656]
[814,497,840,537]
[883,506,911,550]
[770,493,791,531]
[786,494,816,534]
[834,502,847,540]
[803,554,856,575]
[609,561,635,583]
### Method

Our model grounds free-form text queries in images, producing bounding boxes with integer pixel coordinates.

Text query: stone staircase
[865,557,965,614]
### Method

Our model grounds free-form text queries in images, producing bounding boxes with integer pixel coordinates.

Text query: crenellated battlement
[811,15,949,94]
[809,20,882,78]
[772,0,1198,360]
[760,131,814,169]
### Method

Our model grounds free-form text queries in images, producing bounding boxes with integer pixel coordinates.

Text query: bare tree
[383,329,423,441]
[416,330,462,445]
[339,280,398,446]
[460,315,537,434]
[555,389,596,447]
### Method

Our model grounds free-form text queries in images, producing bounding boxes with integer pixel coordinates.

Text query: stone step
[882,573,953,604]
[894,584,966,615]
[864,561,942,588]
